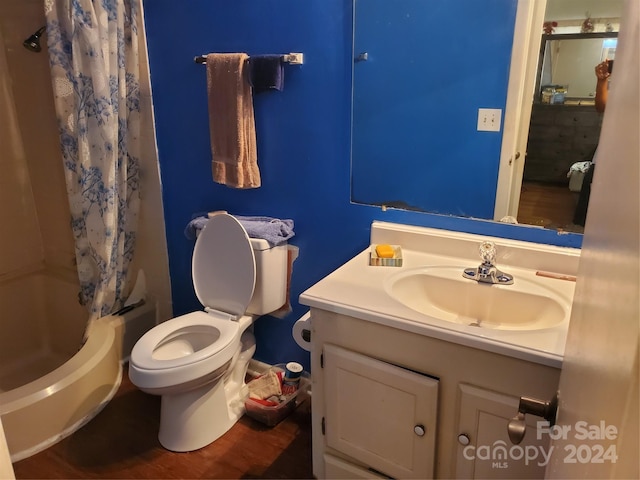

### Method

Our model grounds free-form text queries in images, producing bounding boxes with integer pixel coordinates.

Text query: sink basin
[385,266,570,331]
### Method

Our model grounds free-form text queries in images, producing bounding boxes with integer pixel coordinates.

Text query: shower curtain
[45,0,141,323]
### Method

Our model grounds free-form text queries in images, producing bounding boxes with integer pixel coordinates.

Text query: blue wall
[142,0,581,371]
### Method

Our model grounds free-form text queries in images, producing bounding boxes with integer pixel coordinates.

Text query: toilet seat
[131,311,239,371]
[129,312,246,392]
[129,214,259,391]
[131,214,258,372]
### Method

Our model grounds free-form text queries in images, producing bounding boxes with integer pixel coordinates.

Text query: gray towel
[185,215,294,247]
[235,216,295,246]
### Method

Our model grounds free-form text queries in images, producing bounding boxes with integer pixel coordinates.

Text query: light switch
[477,108,502,132]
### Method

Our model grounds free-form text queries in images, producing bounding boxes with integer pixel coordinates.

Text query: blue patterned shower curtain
[45,0,141,322]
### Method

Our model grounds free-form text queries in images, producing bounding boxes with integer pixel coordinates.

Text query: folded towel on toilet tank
[184,213,294,247]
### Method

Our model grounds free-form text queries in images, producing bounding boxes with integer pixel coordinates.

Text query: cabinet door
[323,344,438,479]
[455,384,551,479]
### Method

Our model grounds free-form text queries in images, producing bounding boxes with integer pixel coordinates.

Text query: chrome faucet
[463,241,514,285]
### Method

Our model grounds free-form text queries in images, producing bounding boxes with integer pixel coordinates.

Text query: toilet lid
[192,213,256,317]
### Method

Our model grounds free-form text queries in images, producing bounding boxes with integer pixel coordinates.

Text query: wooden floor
[12,367,313,479]
[517,181,584,233]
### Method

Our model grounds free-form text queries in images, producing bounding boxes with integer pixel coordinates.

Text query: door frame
[494,0,548,220]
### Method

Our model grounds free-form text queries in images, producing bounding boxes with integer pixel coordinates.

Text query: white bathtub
[0,269,156,462]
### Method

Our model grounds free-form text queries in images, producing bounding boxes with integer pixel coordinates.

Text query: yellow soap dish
[369,244,403,267]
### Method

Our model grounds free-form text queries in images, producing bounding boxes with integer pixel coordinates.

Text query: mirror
[350,0,517,221]
[350,0,622,233]
[536,33,618,101]
[518,32,616,233]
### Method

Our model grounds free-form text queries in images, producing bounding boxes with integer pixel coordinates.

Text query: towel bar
[194,53,303,65]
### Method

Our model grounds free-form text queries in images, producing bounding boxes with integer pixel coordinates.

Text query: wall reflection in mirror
[523,32,617,233]
[350,0,622,234]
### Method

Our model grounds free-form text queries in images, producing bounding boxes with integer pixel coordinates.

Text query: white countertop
[300,222,580,368]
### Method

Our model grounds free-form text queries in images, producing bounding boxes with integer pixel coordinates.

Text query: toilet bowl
[128,213,288,452]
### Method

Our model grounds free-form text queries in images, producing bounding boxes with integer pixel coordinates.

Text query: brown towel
[206,53,261,188]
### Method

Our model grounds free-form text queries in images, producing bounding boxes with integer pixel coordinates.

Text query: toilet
[128,213,288,452]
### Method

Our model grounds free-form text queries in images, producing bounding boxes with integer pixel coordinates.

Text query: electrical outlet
[477,108,502,132]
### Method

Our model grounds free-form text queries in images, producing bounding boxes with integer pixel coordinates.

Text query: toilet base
[158,379,241,452]
[157,330,256,452]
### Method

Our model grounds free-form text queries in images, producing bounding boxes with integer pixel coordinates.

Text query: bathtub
[0,269,156,462]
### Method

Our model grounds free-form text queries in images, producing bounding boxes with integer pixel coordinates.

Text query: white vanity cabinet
[302,221,579,479]
[309,308,561,479]
[322,344,439,479]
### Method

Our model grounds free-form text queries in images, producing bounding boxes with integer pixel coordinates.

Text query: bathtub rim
[0,317,117,410]
[0,316,121,462]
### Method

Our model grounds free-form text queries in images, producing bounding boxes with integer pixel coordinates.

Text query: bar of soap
[375,244,395,258]
[369,244,403,267]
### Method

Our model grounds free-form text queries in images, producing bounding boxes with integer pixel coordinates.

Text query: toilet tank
[247,238,288,315]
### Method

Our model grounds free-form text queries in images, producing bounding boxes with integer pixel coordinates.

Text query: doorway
[494,0,623,230]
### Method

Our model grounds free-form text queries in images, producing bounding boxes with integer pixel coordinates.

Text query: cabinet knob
[458,433,471,446]
[414,424,426,436]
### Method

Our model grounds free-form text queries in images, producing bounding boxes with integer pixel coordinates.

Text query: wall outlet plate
[477,108,502,132]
